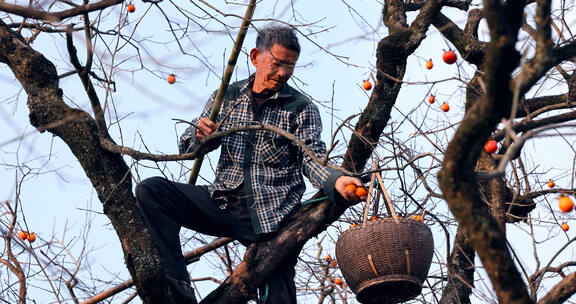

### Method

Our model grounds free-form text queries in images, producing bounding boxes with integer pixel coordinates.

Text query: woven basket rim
[339,216,430,239]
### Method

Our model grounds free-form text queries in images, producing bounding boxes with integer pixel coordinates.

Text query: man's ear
[249,48,260,67]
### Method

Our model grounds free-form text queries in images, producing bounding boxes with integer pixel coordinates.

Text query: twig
[79,237,233,304]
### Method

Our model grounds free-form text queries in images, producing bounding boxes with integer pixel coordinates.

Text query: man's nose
[276,67,287,78]
[277,66,292,79]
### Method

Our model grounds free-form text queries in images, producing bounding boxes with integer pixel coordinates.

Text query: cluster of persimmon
[333,277,344,288]
[322,255,345,287]
[18,231,36,242]
[411,214,424,222]
[424,50,458,111]
[558,195,574,232]
[424,49,458,70]
[344,184,368,198]
[323,254,338,268]
[427,94,450,112]
[541,180,572,231]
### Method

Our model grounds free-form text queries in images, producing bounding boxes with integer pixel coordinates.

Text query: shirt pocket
[255,132,295,167]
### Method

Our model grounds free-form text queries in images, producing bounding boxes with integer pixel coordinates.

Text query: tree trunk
[0,19,175,303]
[439,225,475,304]
[437,2,533,303]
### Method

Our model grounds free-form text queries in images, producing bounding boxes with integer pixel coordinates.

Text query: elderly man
[136,25,365,303]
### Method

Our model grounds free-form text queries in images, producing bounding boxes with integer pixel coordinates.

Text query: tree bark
[437,1,534,303]
[0,19,175,304]
[537,273,576,304]
[439,226,475,304]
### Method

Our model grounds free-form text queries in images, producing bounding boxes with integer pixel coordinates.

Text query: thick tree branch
[534,0,552,56]
[0,0,123,22]
[492,110,576,142]
[537,272,576,304]
[516,93,575,118]
[65,26,109,139]
[405,0,471,11]
[515,40,576,98]
[433,11,488,66]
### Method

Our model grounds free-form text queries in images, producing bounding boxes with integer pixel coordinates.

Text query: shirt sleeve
[295,102,344,203]
[178,92,221,154]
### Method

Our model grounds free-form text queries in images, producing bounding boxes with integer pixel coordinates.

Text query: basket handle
[375,172,399,224]
[361,163,400,226]
[361,163,378,227]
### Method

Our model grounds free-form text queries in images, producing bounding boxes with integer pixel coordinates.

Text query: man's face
[250,43,298,93]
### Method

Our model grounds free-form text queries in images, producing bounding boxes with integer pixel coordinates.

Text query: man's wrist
[323,171,344,205]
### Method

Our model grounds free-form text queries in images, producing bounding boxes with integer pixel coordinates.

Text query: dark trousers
[135,177,298,303]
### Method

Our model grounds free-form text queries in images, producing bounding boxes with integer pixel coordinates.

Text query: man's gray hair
[256,25,301,54]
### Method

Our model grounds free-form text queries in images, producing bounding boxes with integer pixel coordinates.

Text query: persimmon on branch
[432,11,487,66]
[478,122,576,179]
[1,201,27,302]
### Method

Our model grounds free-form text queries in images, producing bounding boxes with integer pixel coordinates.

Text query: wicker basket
[335,217,434,304]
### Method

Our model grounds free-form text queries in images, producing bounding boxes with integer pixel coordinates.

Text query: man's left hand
[335,176,367,204]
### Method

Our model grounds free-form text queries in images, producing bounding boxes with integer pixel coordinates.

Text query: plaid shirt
[179,75,342,234]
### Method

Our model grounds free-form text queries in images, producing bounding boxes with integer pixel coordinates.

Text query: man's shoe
[167,277,198,304]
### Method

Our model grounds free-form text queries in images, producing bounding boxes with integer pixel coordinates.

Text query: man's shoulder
[212,78,249,100]
[280,84,312,112]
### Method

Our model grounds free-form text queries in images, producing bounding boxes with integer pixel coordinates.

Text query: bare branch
[0,0,123,22]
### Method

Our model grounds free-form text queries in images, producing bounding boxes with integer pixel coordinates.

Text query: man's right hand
[196,117,217,140]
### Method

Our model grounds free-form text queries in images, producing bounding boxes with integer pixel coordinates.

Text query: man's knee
[135,177,169,208]
[136,176,168,194]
